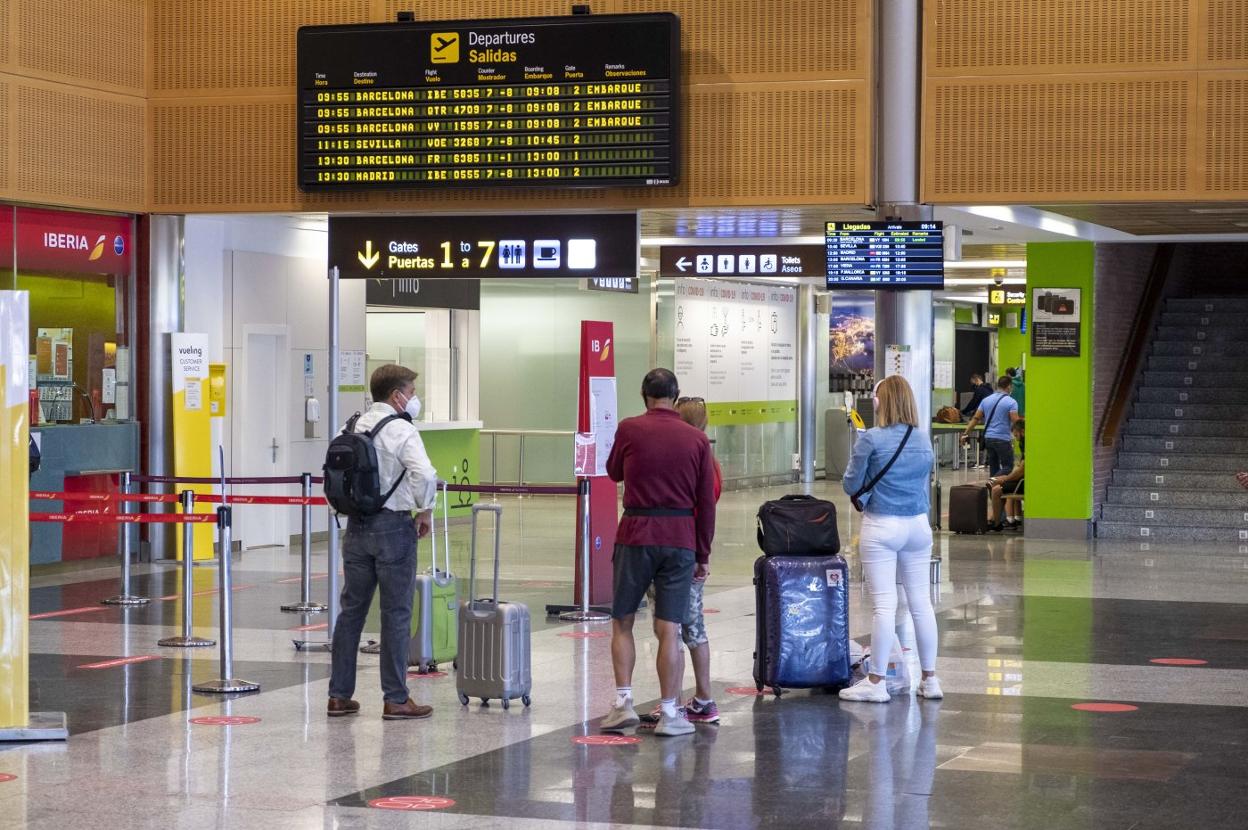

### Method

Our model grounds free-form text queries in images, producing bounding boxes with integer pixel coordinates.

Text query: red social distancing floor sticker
[1149,658,1208,666]
[189,716,261,726]
[558,631,611,639]
[368,796,456,811]
[572,735,642,746]
[407,671,448,679]
[726,686,774,696]
[703,608,721,614]
[0,774,16,783]
[1071,703,1139,713]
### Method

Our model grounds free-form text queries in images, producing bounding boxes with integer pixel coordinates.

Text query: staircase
[1099,296,1248,544]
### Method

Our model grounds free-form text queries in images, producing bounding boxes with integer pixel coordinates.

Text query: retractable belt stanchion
[282,472,327,614]
[558,478,610,623]
[158,490,215,648]
[101,470,150,606]
[193,505,259,694]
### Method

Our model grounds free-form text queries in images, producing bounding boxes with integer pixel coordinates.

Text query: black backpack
[323,413,404,518]
[756,494,841,556]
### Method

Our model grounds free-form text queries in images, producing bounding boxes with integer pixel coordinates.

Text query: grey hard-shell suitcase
[455,503,532,710]
[410,480,458,673]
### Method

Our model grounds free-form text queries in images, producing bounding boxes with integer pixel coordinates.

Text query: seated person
[987,419,1024,531]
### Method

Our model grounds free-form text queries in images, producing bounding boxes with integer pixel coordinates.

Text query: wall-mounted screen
[298,14,680,191]
[825,221,944,289]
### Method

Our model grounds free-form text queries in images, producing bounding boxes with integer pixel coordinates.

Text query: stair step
[1137,388,1248,405]
[1148,355,1245,372]
[1152,341,1248,358]
[1133,402,1248,421]
[1112,469,1246,489]
[1122,435,1248,455]
[1107,487,1248,508]
[1101,505,1248,527]
[1118,452,1248,472]
[1124,418,1248,438]
[1166,298,1248,313]
[1096,521,1248,544]
[1160,312,1248,327]
[1155,326,1248,343]
[1141,372,1248,389]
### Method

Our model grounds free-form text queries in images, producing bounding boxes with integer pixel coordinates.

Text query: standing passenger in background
[961,376,1021,478]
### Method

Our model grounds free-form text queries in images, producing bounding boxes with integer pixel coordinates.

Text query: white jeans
[859,513,938,674]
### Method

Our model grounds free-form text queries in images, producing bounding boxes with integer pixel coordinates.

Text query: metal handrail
[482,428,576,486]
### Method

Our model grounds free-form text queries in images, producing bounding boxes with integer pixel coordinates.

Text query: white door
[241,332,288,548]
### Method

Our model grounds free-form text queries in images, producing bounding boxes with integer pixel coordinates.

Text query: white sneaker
[838,676,891,703]
[654,710,695,737]
[601,700,640,732]
[917,676,944,700]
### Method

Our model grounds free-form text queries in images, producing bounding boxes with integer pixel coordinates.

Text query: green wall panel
[1025,243,1095,524]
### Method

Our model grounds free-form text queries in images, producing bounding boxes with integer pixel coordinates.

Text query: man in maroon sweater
[600,368,717,737]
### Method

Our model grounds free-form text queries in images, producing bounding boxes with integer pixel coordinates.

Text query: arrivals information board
[825,221,944,288]
[297,14,680,190]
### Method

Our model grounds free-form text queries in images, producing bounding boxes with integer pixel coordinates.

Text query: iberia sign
[8,208,132,274]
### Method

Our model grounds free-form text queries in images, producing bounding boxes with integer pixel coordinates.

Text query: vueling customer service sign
[171,334,213,560]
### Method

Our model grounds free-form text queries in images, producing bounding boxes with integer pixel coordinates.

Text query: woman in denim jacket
[840,375,943,703]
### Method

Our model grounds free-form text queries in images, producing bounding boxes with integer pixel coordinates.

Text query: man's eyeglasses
[677,396,704,405]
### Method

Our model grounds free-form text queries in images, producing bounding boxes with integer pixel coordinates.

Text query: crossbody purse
[851,425,914,513]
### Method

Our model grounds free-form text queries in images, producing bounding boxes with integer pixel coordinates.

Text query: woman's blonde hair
[676,397,709,431]
[874,374,920,428]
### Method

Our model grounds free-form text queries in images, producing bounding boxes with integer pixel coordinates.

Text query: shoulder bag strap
[852,425,914,501]
[368,414,407,503]
[983,396,1003,433]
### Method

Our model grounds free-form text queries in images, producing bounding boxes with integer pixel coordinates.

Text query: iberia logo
[600,338,611,361]
[88,234,107,261]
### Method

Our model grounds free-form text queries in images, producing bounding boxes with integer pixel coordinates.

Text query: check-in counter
[29,422,140,565]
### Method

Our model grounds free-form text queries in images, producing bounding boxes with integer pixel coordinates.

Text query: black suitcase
[752,554,852,696]
[949,483,990,534]
[756,494,840,556]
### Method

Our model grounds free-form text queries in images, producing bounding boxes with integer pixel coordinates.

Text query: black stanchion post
[158,490,215,648]
[102,470,149,606]
[282,472,327,613]
[193,505,259,694]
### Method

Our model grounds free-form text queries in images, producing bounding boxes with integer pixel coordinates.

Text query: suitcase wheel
[480,698,490,706]
[755,682,764,693]
[522,695,531,707]
[502,699,510,711]
[773,687,784,698]
[457,692,469,706]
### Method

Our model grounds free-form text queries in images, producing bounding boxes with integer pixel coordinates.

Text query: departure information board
[297,14,680,191]
[825,221,944,289]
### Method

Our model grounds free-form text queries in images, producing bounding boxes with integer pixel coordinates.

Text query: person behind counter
[960,373,995,420]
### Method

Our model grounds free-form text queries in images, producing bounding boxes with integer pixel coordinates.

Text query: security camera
[991,269,1006,287]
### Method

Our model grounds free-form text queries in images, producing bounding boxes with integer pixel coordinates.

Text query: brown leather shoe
[382,698,433,720]
[327,697,360,717]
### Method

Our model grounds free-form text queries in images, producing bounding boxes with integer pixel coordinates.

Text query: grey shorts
[612,544,695,624]
[647,578,708,647]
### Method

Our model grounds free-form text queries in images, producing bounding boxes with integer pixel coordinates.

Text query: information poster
[673,279,797,403]
[1031,288,1082,357]
[588,376,618,478]
[170,333,214,560]
[885,344,912,379]
[338,350,366,392]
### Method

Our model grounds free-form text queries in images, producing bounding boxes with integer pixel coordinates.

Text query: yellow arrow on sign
[358,240,380,269]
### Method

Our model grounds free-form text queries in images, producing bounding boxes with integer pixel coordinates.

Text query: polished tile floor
[5,473,1248,829]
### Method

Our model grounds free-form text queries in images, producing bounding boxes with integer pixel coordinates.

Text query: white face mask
[397,390,422,420]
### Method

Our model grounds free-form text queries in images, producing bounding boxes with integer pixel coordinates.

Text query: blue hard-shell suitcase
[752,554,852,696]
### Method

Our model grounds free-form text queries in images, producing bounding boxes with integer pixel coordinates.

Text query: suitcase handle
[468,502,503,605]
[429,480,451,576]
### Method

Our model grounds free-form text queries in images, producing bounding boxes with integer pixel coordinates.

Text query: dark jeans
[985,438,1015,478]
[329,511,416,704]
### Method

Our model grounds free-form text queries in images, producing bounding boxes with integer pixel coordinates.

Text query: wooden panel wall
[148,0,873,213]
[0,0,146,212]
[924,0,1248,202]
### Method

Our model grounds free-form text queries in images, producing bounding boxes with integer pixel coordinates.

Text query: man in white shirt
[328,364,438,721]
